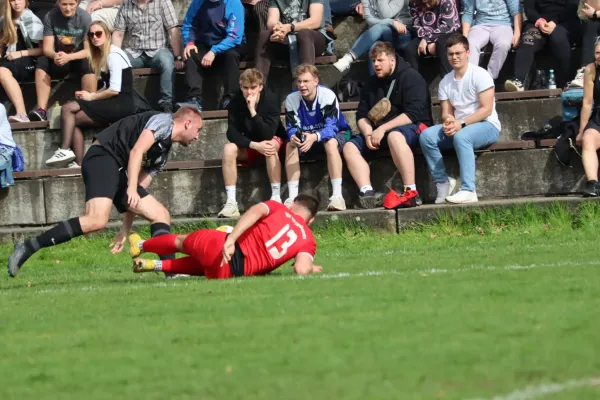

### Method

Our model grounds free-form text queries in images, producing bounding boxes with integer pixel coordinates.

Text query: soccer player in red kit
[129,194,323,278]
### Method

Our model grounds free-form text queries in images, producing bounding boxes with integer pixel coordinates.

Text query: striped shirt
[114,0,179,58]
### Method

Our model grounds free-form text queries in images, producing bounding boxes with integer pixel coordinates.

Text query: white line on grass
[4,259,600,296]
[469,376,600,400]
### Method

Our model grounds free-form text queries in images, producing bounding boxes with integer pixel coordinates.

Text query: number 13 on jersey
[265,224,298,260]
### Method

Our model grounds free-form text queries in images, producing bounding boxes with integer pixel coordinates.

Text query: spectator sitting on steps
[111,0,183,113]
[218,68,286,218]
[0,0,44,123]
[29,0,97,122]
[176,0,245,112]
[419,33,500,204]
[284,64,352,211]
[342,41,432,209]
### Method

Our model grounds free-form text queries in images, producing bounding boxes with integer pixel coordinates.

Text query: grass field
[1,203,600,400]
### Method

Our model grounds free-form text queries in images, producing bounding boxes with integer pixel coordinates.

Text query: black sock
[151,222,175,260]
[25,218,83,253]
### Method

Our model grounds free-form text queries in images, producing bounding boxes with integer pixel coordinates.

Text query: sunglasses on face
[88,31,103,39]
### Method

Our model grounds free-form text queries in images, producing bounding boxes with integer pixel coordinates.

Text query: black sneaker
[28,107,47,121]
[583,180,600,197]
[7,242,33,277]
[358,190,385,209]
[220,95,232,110]
[159,102,173,113]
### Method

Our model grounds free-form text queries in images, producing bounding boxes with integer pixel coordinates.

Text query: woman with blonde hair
[46,21,135,168]
[0,0,44,123]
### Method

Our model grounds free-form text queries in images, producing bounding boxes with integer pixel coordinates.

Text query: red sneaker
[383,189,418,209]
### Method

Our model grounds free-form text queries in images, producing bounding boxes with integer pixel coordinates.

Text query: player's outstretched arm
[293,253,322,276]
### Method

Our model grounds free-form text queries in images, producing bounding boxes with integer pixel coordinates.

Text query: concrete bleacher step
[11,91,562,171]
[1,195,596,244]
[1,147,585,227]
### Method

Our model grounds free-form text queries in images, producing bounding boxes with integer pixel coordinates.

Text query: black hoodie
[356,55,433,128]
[524,0,579,24]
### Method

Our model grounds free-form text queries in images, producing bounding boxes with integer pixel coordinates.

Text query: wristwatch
[594,11,598,20]
[290,23,296,33]
[460,120,466,128]
[175,56,183,62]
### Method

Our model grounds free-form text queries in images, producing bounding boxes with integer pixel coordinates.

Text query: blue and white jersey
[285,85,351,142]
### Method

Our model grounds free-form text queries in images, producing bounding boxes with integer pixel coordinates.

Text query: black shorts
[347,124,420,159]
[81,145,149,214]
[0,57,36,81]
[299,130,351,157]
[36,55,92,78]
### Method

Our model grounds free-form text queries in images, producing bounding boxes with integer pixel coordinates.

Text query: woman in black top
[0,0,44,123]
[45,21,136,168]
[577,38,600,196]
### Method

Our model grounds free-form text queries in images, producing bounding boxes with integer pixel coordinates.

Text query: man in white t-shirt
[419,33,501,204]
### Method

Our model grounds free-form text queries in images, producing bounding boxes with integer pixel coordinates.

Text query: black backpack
[335,78,363,102]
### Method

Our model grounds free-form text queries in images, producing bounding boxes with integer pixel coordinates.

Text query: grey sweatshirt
[362,0,412,28]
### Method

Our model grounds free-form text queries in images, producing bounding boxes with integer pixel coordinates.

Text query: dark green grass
[1,203,600,399]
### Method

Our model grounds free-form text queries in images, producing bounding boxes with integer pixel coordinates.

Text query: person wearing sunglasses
[45,21,135,168]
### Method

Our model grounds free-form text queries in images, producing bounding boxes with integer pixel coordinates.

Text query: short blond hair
[295,64,319,79]
[174,106,203,121]
[240,68,264,87]
[370,41,395,60]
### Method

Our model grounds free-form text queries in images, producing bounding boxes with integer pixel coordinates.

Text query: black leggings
[582,19,600,66]
[400,33,453,78]
[513,20,583,88]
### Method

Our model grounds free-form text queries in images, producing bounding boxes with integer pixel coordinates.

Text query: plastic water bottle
[548,70,557,89]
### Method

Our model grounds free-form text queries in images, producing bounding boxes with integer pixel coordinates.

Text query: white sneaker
[218,199,240,218]
[327,195,346,211]
[333,54,353,74]
[434,177,458,204]
[46,148,76,167]
[270,195,282,203]
[58,161,81,177]
[283,198,293,208]
[445,190,478,204]
[569,68,585,89]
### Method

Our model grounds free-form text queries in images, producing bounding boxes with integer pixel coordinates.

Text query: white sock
[331,178,342,197]
[344,52,356,62]
[360,185,373,194]
[405,184,416,191]
[225,185,236,202]
[138,241,145,252]
[271,182,281,198]
[288,180,299,200]
[154,260,162,271]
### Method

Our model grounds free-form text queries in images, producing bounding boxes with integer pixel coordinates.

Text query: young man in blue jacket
[284,64,352,211]
[177,0,245,111]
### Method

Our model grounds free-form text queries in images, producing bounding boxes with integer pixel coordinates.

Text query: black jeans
[400,33,453,78]
[184,43,243,102]
[513,20,583,88]
[254,29,327,81]
[582,19,600,66]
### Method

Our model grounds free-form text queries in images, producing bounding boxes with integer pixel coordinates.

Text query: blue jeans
[0,146,14,188]
[361,26,412,75]
[419,121,500,191]
[128,49,175,106]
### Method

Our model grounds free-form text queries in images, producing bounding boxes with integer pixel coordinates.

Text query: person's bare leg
[81,73,98,93]
[72,111,98,165]
[582,129,600,181]
[343,141,371,188]
[387,130,415,187]
[0,67,27,115]
[222,143,240,186]
[35,68,52,110]
[285,141,301,182]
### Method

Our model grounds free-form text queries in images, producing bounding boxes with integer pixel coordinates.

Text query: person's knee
[61,101,78,116]
[324,138,339,154]
[258,30,272,42]
[342,141,360,160]
[453,130,472,147]
[86,214,110,232]
[223,143,239,161]
[155,50,175,71]
[0,67,13,81]
[494,37,512,52]
[419,127,437,146]
[151,203,171,224]
[583,130,600,149]
[387,130,408,146]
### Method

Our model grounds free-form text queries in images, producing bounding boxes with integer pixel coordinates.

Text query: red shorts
[240,136,285,166]
[182,230,233,279]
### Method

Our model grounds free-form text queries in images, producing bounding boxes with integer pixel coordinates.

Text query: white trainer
[569,68,585,89]
[283,198,293,208]
[270,195,282,203]
[45,148,76,167]
[446,190,478,204]
[218,199,240,218]
[333,53,353,74]
[435,177,458,204]
[327,195,346,211]
[58,161,81,177]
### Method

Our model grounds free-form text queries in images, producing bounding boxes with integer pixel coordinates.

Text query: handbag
[367,79,396,125]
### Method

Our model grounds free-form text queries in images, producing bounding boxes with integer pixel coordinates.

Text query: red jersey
[238,201,317,276]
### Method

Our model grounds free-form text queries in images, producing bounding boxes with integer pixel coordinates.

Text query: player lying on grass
[129,194,323,278]
[7,107,204,277]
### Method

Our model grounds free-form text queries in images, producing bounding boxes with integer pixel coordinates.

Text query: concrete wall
[13,98,561,170]
[3,148,585,226]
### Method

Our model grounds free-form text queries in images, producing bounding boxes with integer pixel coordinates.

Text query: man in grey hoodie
[334,0,412,74]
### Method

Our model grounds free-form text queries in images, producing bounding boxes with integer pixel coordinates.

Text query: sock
[154,260,163,271]
[141,234,178,255]
[138,240,145,252]
[331,178,342,197]
[150,223,175,260]
[225,185,236,202]
[26,217,83,253]
[271,182,281,198]
[287,180,299,200]
[161,256,204,275]
[404,184,416,192]
[360,185,373,194]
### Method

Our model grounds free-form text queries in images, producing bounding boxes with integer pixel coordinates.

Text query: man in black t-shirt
[8,107,204,278]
